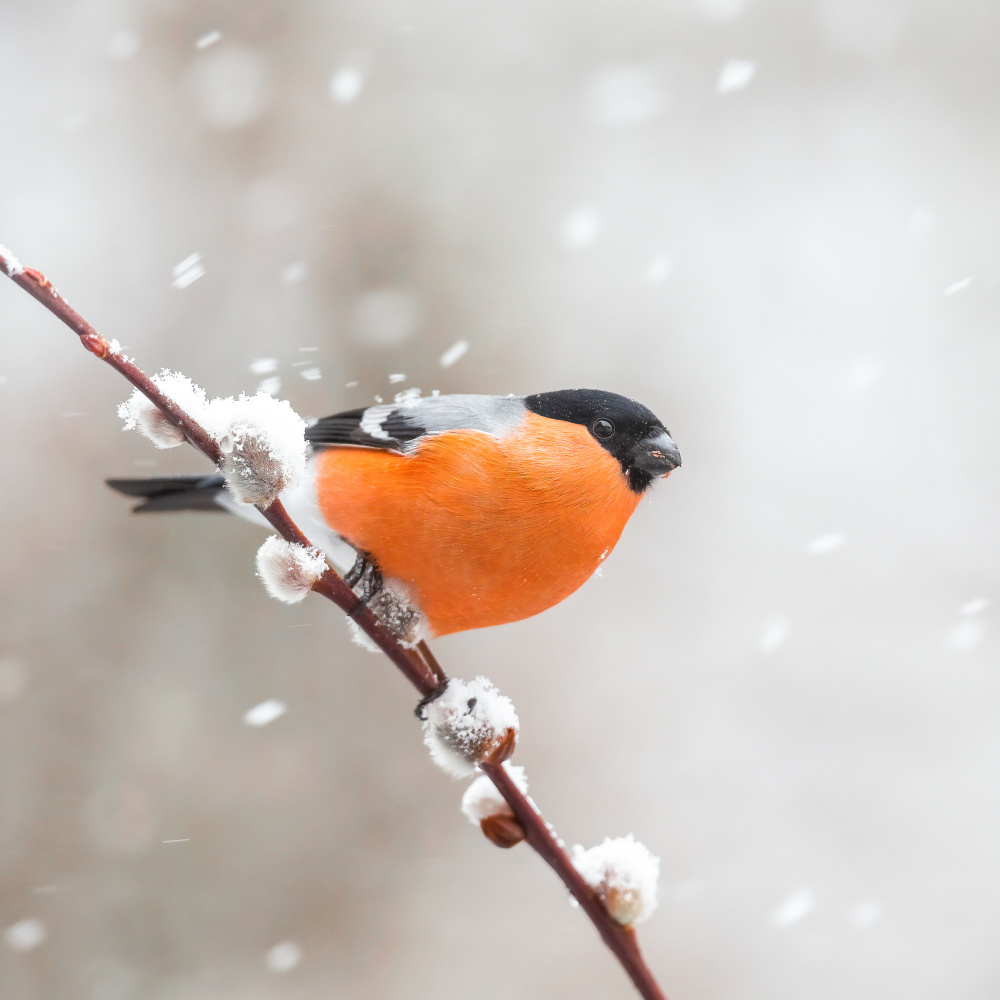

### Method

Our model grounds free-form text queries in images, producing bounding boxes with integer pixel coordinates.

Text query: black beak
[632,429,682,477]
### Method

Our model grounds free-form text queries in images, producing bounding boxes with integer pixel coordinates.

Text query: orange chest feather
[314,413,642,635]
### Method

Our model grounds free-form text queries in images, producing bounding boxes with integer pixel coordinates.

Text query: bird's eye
[592,419,614,440]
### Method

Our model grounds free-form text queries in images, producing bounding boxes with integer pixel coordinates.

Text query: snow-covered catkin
[344,579,428,650]
[216,394,306,507]
[118,371,210,449]
[256,536,328,604]
[461,763,528,848]
[119,395,186,448]
[571,835,660,926]
[422,676,518,777]
[367,580,428,646]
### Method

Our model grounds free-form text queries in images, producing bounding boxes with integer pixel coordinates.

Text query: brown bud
[483,726,517,766]
[481,813,526,849]
[24,266,49,287]
[81,331,109,358]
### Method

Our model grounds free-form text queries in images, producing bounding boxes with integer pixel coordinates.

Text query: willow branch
[0,247,668,1000]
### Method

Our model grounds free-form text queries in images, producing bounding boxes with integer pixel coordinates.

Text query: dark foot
[343,551,366,588]
[414,679,450,720]
[358,560,383,604]
[346,551,383,616]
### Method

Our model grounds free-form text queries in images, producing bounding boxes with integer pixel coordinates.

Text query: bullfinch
[108,388,680,637]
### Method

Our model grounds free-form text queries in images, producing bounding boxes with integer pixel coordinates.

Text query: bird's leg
[343,550,366,588]
[358,559,383,605]
[346,550,384,617]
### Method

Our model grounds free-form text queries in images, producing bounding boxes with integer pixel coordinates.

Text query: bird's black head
[524,389,681,493]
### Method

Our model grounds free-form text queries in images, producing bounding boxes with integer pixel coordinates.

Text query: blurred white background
[2,1,999,998]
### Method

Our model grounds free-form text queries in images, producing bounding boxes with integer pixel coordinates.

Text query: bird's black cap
[524,389,679,493]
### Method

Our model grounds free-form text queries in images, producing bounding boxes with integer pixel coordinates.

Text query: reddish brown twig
[481,760,666,1000]
[1,247,669,1000]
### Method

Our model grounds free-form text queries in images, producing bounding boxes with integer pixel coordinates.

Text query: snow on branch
[0,243,25,277]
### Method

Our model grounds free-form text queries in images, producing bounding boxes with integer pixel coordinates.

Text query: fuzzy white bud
[256,536,328,603]
[368,581,428,646]
[220,424,290,505]
[461,763,529,848]
[345,618,381,653]
[422,676,518,777]
[461,763,527,825]
[571,835,660,926]
[118,371,209,449]
[344,578,428,650]
[118,392,186,448]
[216,394,306,507]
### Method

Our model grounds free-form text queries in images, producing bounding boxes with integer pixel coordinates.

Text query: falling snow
[563,207,600,250]
[171,252,204,289]
[243,698,287,727]
[265,941,302,973]
[846,357,883,391]
[281,261,308,284]
[759,616,788,653]
[805,533,846,555]
[644,255,672,283]
[249,357,278,375]
[944,275,975,296]
[716,59,757,94]
[772,887,813,926]
[439,340,469,368]
[948,619,985,651]
[330,66,364,104]
[960,598,989,616]
[5,918,46,952]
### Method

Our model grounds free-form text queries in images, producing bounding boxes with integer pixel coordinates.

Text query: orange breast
[313,412,642,636]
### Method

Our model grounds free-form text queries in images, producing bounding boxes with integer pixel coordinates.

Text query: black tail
[106,474,227,514]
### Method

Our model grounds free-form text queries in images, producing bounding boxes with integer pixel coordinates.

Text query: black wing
[305,406,426,452]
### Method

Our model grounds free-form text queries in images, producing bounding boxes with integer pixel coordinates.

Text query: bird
[107,389,681,638]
